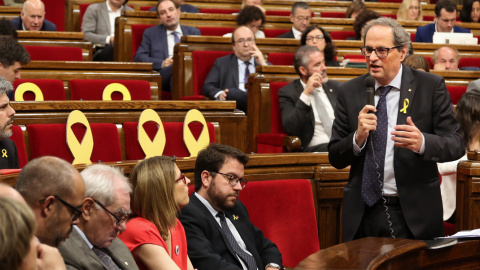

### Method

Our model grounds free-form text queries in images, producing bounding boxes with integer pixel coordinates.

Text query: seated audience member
[3,0,23,6]
[403,54,430,72]
[242,0,265,14]
[136,0,201,92]
[415,0,470,43]
[301,24,339,67]
[10,0,56,31]
[461,0,480,22]
[438,90,480,223]
[349,10,381,41]
[15,156,86,247]
[149,0,199,13]
[0,36,30,86]
[276,2,311,39]
[432,46,480,71]
[224,6,266,38]
[203,26,268,113]
[178,143,283,270]
[119,156,194,270]
[467,78,480,91]
[279,46,341,152]
[0,77,18,169]
[0,184,67,270]
[59,164,138,269]
[0,18,18,39]
[345,0,366,20]
[397,0,423,21]
[82,0,133,61]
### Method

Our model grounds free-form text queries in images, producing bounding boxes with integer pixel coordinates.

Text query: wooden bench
[18,40,93,61]
[0,6,22,20]
[21,61,162,100]
[457,152,480,231]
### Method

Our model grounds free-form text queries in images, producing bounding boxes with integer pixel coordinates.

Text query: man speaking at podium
[328,18,464,242]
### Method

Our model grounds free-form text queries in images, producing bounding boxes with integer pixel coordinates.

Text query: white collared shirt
[166,25,183,58]
[106,1,123,43]
[292,27,302,40]
[434,21,454,33]
[73,225,94,249]
[238,57,255,92]
[299,80,335,147]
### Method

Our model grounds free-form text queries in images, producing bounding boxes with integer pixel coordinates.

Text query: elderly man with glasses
[179,143,283,270]
[202,26,268,113]
[58,164,138,270]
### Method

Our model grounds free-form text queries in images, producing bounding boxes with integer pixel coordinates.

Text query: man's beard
[43,210,72,247]
[207,178,238,212]
[0,117,13,140]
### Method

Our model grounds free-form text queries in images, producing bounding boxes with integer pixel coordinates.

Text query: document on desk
[425,238,458,249]
[437,228,480,239]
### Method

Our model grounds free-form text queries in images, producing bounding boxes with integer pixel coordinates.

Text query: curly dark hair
[460,0,480,22]
[300,24,337,63]
[236,6,265,27]
[353,10,381,40]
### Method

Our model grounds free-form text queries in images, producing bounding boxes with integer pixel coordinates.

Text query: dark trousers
[93,45,114,61]
[354,197,414,239]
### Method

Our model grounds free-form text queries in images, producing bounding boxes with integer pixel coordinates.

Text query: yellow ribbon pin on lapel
[400,98,409,114]
[1,149,7,158]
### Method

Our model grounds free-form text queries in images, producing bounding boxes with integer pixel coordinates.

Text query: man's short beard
[207,177,237,212]
[0,121,12,140]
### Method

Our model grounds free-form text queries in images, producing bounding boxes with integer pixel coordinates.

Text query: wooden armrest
[283,136,301,152]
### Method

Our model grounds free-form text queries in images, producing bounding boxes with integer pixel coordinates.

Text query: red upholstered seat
[382,14,397,19]
[198,27,235,36]
[79,4,91,28]
[410,32,416,42]
[199,8,238,14]
[257,82,289,153]
[343,54,364,60]
[264,29,290,38]
[140,6,154,11]
[69,79,151,100]
[43,0,65,31]
[446,85,466,105]
[320,12,345,18]
[27,123,122,163]
[423,15,435,21]
[123,121,216,160]
[182,50,232,100]
[10,125,27,168]
[131,24,156,60]
[24,46,84,61]
[266,10,314,17]
[268,52,294,66]
[13,79,66,101]
[239,179,319,268]
[330,30,356,40]
[459,57,480,69]
[424,56,434,69]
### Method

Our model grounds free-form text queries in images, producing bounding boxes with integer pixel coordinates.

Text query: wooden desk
[17,31,85,42]
[457,152,480,231]
[0,6,22,20]
[295,237,480,270]
[18,40,94,61]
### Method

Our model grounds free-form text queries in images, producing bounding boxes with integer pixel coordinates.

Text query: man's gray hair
[363,17,412,58]
[293,45,320,77]
[432,46,459,64]
[292,1,311,15]
[0,77,13,98]
[80,164,132,207]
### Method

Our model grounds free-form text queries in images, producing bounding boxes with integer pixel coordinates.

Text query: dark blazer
[278,79,341,150]
[58,228,138,270]
[10,16,57,31]
[149,4,199,13]
[0,138,19,169]
[414,23,471,43]
[328,65,464,242]
[178,194,283,270]
[202,54,260,113]
[276,30,295,39]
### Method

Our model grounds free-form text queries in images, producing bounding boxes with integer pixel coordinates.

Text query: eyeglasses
[175,173,187,185]
[306,35,324,41]
[211,171,247,188]
[93,199,128,226]
[235,37,255,45]
[360,46,403,58]
[295,16,312,21]
[40,195,83,222]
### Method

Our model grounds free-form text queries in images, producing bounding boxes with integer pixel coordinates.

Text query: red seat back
[265,10,314,17]
[24,46,84,61]
[264,29,290,38]
[459,57,480,69]
[268,52,294,65]
[131,24,156,60]
[192,51,232,96]
[79,3,91,29]
[13,79,66,101]
[320,11,345,18]
[27,123,122,163]
[43,0,64,31]
[10,125,27,168]
[424,15,435,21]
[446,85,467,105]
[123,121,216,160]
[199,8,238,14]
[239,179,319,268]
[382,14,398,19]
[269,82,289,134]
[330,30,356,40]
[198,27,235,36]
[69,79,151,100]
[140,6,154,11]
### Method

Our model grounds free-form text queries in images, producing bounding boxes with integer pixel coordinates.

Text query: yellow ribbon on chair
[102,83,131,101]
[137,109,166,159]
[400,98,409,114]
[66,110,93,165]
[15,82,44,101]
[183,109,210,157]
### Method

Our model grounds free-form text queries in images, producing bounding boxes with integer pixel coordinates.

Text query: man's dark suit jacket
[10,16,57,31]
[278,79,341,151]
[414,23,471,43]
[149,4,199,13]
[328,65,464,242]
[276,30,295,39]
[202,53,260,113]
[178,194,283,270]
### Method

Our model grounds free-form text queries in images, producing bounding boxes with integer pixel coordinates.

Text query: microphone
[365,76,375,107]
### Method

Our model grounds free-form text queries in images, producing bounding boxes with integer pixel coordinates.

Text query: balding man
[15,156,86,247]
[10,0,57,31]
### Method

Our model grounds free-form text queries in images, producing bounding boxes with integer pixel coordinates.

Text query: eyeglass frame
[175,173,187,185]
[93,199,128,226]
[233,37,256,46]
[210,171,247,188]
[305,35,325,42]
[360,45,404,58]
[39,195,83,222]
